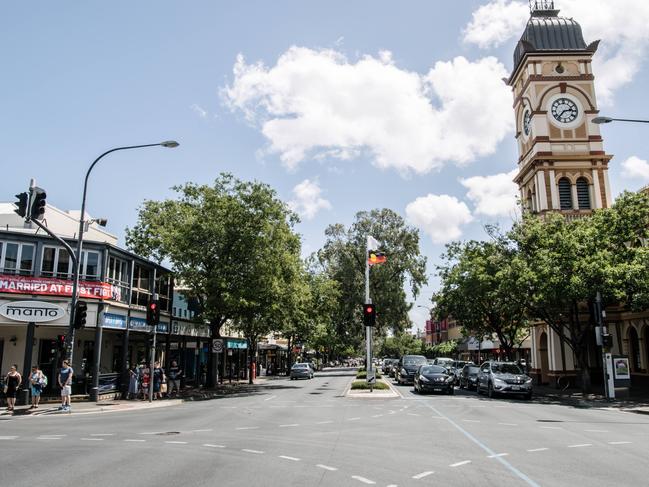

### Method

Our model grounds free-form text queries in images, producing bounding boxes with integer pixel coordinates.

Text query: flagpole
[365,237,372,392]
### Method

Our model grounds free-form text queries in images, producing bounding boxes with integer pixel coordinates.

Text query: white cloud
[463,0,649,104]
[288,179,332,220]
[461,169,519,217]
[621,156,649,182]
[463,0,529,49]
[190,103,208,118]
[405,194,473,244]
[222,47,513,174]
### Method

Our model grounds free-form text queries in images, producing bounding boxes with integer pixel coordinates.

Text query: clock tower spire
[508,4,613,216]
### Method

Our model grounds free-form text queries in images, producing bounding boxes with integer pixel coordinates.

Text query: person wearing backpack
[29,365,46,409]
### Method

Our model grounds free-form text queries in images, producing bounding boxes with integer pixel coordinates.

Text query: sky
[2,1,649,333]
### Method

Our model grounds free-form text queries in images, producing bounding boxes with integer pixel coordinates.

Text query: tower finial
[529,1,559,16]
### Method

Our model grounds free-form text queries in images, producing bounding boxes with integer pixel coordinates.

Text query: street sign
[366,371,376,384]
[212,339,224,353]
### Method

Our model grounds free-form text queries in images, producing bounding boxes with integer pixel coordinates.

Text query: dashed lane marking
[81,438,104,441]
[203,444,226,448]
[498,423,518,426]
[316,420,333,424]
[37,437,61,440]
[242,449,264,454]
[236,426,260,430]
[585,430,608,433]
[567,444,592,448]
[279,455,300,461]
[351,475,376,484]
[347,417,361,421]
[90,433,114,436]
[407,413,421,417]
[190,429,213,433]
[449,460,472,467]
[165,441,188,444]
[412,471,435,479]
[0,436,18,440]
[608,441,632,445]
[264,395,277,401]
[527,448,549,452]
[540,426,562,430]
[488,453,509,458]
[462,419,480,423]
[371,414,383,418]
[316,464,338,471]
[279,424,299,428]
[124,439,146,442]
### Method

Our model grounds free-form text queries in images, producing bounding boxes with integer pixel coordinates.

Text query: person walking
[167,360,182,398]
[29,365,46,409]
[58,360,74,411]
[4,365,21,413]
[152,361,165,400]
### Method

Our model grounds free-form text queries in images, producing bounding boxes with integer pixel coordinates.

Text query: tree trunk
[286,336,293,376]
[247,337,256,385]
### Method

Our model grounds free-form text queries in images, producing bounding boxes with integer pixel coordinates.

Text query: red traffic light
[149,303,157,310]
[363,303,376,326]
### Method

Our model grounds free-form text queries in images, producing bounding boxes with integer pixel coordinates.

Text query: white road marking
[316,420,333,424]
[347,417,361,421]
[407,413,421,417]
[462,419,480,423]
[412,470,435,479]
[124,439,146,442]
[264,395,277,401]
[165,441,188,444]
[567,444,592,448]
[242,449,264,454]
[279,424,299,428]
[0,436,18,440]
[498,423,518,426]
[488,453,509,458]
[585,429,608,433]
[221,406,237,409]
[191,429,213,433]
[527,448,549,452]
[37,437,61,440]
[608,441,632,445]
[81,438,104,441]
[540,426,562,430]
[203,443,225,448]
[351,475,376,484]
[236,426,259,430]
[279,455,300,461]
[450,460,472,467]
[90,433,114,436]
[316,464,338,471]
[371,414,383,418]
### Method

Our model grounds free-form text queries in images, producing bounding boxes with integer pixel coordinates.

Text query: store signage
[0,274,121,301]
[103,313,127,329]
[0,300,66,323]
[226,338,247,349]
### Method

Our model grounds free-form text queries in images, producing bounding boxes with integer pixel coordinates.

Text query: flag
[367,235,381,252]
[368,251,387,266]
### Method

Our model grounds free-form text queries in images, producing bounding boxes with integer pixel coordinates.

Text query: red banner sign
[0,274,121,301]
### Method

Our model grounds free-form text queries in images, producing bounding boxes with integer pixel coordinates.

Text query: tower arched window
[558,178,573,210]
[576,177,591,209]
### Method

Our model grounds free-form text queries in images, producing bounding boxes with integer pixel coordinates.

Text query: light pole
[65,141,179,372]
[593,116,649,124]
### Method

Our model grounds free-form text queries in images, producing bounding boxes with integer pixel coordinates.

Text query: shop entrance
[38,339,59,394]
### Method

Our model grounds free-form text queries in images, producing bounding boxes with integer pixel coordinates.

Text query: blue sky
[2,1,649,331]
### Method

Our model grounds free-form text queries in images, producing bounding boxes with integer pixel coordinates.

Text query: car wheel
[524,392,532,400]
[487,382,494,399]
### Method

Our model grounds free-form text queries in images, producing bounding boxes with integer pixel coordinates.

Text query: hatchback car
[413,365,455,394]
[459,364,481,390]
[395,355,428,385]
[477,361,532,399]
[290,363,314,380]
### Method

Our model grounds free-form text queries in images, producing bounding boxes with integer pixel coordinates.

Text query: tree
[317,209,427,348]
[125,173,301,386]
[434,234,530,361]
[376,333,424,358]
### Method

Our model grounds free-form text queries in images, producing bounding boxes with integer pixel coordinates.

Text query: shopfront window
[131,264,153,307]
[0,241,35,275]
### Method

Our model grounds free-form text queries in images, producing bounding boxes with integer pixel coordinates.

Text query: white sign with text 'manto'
[0,300,66,323]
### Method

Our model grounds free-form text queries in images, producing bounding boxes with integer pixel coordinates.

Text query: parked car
[477,361,533,399]
[414,365,455,394]
[382,359,395,375]
[290,363,314,380]
[387,359,399,377]
[450,361,472,384]
[395,355,428,385]
[459,364,481,390]
[433,357,454,369]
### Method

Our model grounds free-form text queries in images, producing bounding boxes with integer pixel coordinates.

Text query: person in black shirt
[167,360,182,397]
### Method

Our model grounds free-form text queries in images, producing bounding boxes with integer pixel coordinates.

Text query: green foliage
[376,333,424,357]
[426,340,458,357]
[356,370,383,379]
[350,380,390,390]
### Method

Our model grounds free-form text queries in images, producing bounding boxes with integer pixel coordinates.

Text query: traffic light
[363,303,376,327]
[146,300,160,327]
[14,192,29,218]
[29,187,47,220]
[57,334,66,351]
[73,301,88,329]
[602,334,613,349]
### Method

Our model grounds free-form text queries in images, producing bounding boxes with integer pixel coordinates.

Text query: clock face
[523,110,531,136]
[551,97,579,123]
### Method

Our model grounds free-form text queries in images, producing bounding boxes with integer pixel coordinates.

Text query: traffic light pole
[365,252,373,392]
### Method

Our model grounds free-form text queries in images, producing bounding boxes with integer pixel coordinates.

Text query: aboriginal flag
[368,251,387,266]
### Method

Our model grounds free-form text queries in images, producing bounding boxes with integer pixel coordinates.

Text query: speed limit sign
[212,339,224,353]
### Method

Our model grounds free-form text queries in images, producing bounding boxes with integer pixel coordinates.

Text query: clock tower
[509,0,613,216]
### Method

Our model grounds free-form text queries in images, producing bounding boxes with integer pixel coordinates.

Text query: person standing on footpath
[58,360,74,411]
[29,365,46,409]
[4,365,21,413]
[167,360,182,398]
[127,365,139,400]
[152,361,165,400]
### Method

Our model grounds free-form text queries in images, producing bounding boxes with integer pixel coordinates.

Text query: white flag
[367,235,380,252]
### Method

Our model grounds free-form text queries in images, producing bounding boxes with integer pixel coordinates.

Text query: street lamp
[65,141,179,369]
[593,116,649,124]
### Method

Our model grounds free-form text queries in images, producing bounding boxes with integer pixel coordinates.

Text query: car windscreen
[419,366,447,375]
[466,366,480,373]
[403,357,427,366]
[492,363,523,374]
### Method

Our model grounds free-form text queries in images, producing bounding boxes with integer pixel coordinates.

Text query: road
[1,367,648,487]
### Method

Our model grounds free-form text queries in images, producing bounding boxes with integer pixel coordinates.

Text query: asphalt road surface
[2,367,648,487]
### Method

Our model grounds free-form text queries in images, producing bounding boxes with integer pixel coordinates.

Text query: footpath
[532,384,649,415]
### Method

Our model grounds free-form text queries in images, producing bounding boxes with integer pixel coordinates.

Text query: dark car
[387,359,399,377]
[290,363,314,380]
[382,359,395,375]
[477,361,533,399]
[395,355,427,385]
[450,361,473,385]
[413,365,455,394]
[459,364,481,390]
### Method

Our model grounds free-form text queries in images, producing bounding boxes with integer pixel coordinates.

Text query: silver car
[477,361,533,399]
[290,363,314,380]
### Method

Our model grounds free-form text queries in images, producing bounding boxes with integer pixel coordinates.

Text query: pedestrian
[3,364,21,413]
[29,365,46,409]
[152,361,165,400]
[141,365,150,401]
[167,360,182,397]
[127,365,139,400]
[58,359,74,411]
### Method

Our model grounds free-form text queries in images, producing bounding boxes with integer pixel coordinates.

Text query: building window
[558,178,573,210]
[0,241,35,275]
[82,251,101,280]
[131,264,152,307]
[155,272,172,312]
[41,247,100,280]
[576,177,591,210]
